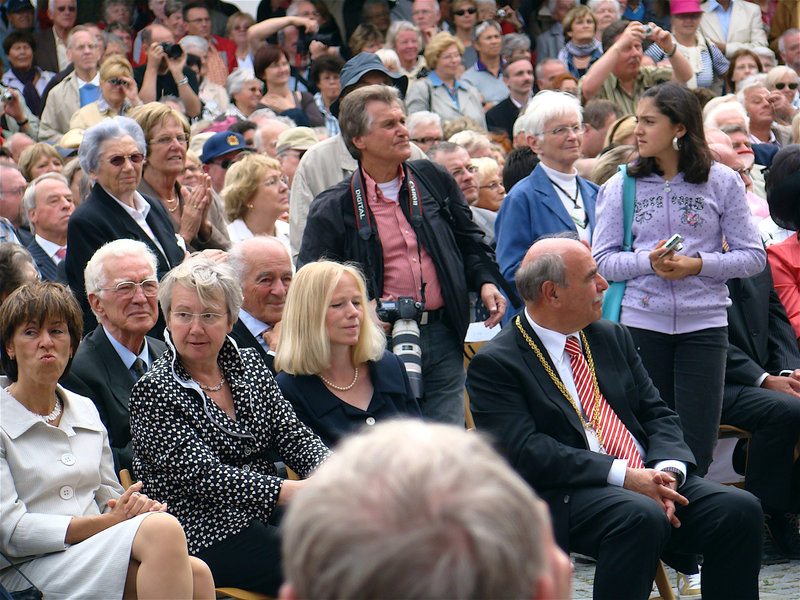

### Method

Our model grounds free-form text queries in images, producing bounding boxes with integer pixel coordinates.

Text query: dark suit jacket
[61,326,167,474]
[466,316,695,549]
[229,318,275,373]
[65,183,184,334]
[725,264,800,387]
[486,96,521,139]
[26,238,67,283]
[33,29,59,74]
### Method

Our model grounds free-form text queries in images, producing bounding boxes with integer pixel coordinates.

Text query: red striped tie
[565,336,645,469]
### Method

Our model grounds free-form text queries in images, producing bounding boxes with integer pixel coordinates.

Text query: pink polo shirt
[363,168,444,310]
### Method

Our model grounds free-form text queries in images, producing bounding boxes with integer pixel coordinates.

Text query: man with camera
[298,84,508,426]
[133,23,201,118]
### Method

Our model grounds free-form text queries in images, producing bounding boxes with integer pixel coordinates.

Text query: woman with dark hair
[593,82,765,482]
[0,243,38,305]
[253,45,324,127]
[0,31,54,117]
[765,145,800,338]
[725,48,764,92]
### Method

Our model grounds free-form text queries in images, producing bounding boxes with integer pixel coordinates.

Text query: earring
[246,203,254,209]
[672,136,680,151]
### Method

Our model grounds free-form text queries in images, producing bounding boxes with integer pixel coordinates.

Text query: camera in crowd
[295,26,338,55]
[376,297,425,400]
[1,89,14,103]
[159,42,184,59]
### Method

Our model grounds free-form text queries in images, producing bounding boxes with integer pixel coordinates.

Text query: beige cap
[275,127,319,155]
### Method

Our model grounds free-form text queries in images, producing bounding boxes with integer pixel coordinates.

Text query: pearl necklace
[319,367,359,391]
[5,387,63,423]
[196,376,226,391]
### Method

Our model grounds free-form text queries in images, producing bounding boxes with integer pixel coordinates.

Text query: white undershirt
[539,162,591,243]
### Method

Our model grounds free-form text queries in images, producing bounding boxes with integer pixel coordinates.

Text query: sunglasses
[106,153,144,166]
[453,7,477,15]
[56,4,76,11]
[775,82,799,90]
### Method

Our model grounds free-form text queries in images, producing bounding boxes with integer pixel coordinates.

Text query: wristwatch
[661,466,684,487]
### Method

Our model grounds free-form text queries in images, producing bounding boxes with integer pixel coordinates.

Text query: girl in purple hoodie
[593,83,765,477]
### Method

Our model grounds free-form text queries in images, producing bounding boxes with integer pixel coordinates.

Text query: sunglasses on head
[107,153,144,166]
[453,7,477,15]
[775,82,799,90]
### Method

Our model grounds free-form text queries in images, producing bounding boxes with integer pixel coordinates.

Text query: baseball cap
[275,127,319,155]
[7,0,35,13]
[330,52,408,116]
[201,131,249,164]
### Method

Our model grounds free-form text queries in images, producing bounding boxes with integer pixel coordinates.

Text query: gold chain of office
[514,315,607,449]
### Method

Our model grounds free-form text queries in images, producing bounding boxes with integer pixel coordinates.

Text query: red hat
[671,0,703,15]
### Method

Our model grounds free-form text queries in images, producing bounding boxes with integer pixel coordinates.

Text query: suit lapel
[532,165,575,231]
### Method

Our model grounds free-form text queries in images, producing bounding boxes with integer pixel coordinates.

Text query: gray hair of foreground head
[158,253,243,327]
[84,239,158,297]
[281,419,551,600]
[227,235,291,283]
[406,110,441,137]
[522,90,582,138]
[515,245,571,304]
[23,172,70,212]
[340,84,404,161]
[78,116,146,176]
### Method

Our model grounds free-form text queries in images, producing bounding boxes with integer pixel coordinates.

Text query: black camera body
[159,42,183,59]
[377,297,425,400]
[376,296,424,324]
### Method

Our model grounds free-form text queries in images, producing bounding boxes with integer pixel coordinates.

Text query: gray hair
[62,157,92,203]
[179,35,209,55]
[535,57,565,81]
[407,111,442,138]
[340,85,404,161]
[522,90,582,137]
[23,172,70,213]
[227,235,291,283]
[778,28,800,57]
[386,20,424,50]
[548,0,578,13]
[501,33,531,60]
[226,68,263,97]
[84,239,158,296]
[515,247,569,304]
[78,116,146,176]
[158,254,243,327]
[286,0,312,17]
[587,0,621,19]
[426,140,463,161]
[66,25,95,49]
[472,19,502,44]
[703,98,750,129]
[736,74,769,107]
[282,420,552,600]
[448,130,491,155]
[752,46,776,64]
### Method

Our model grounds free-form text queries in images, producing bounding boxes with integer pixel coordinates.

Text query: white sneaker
[677,572,702,599]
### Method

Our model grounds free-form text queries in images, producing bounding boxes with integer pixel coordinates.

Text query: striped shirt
[645,39,728,90]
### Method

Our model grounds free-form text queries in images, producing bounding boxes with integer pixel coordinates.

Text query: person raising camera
[69,55,142,132]
[298,84,509,426]
[133,23,201,119]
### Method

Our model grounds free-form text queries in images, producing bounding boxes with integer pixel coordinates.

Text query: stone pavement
[570,556,800,599]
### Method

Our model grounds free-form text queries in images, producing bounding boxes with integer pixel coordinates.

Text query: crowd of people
[2,0,800,598]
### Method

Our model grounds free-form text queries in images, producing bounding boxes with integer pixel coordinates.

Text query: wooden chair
[118,470,273,600]
[717,425,752,489]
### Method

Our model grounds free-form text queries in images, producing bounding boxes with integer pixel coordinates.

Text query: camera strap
[350,164,427,306]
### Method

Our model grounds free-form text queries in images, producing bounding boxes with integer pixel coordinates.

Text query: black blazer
[26,238,67,283]
[725,264,800,387]
[466,316,695,549]
[65,183,185,334]
[61,326,167,474]
[33,29,59,74]
[486,97,521,139]
[229,318,275,373]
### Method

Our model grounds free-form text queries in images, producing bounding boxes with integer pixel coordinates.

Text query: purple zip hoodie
[592,162,766,334]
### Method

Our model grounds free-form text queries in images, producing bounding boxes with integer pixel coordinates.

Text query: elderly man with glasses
[61,238,167,475]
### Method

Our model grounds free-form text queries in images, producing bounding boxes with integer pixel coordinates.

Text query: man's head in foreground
[280,420,572,600]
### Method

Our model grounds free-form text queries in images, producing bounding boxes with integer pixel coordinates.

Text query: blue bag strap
[620,164,635,252]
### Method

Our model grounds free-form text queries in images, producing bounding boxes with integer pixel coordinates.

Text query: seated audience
[1,31,55,118]
[386,21,427,82]
[603,114,637,148]
[589,0,621,42]
[407,110,444,152]
[69,54,142,131]
[558,4,604,78]
[405,32,486,129]
[253,117,291,158]
[253,46,324,127]
[4,132,34,164]
[448,129,492,157]
[65,116,185,334]
[228,236,293,372]
[201,130,253,197]
[536,0,579,63]
[725,49,764,93]
[766,66,800,126]
[225,68,266,120]
[180,35,230,119]
[486,58,535,139]
[0,164,31,244]
[450,0,479,67]
[61,239,165,473]
[0,281,214,599]
[17,143,64,182]
[222,153,290,249]
[349,23,385,54]
[738,77,792,146]
[182,1,237,85]
[281,420,572,600]
[22,173,73,284]
[462,20,510,106]
[467,237,763,600]
[309,54,345,137]
[226,11,256,71]
[276,261,421,448]
[33,0,77,73]
[535,57,568,90]
[276,126,319,189]
[129,255,330,595]
[129,102,230,252]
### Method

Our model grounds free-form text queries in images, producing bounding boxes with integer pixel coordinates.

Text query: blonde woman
[69,55,141,131]
[222,153,290,250]
[275,261,421,447]
[17,142,63,181]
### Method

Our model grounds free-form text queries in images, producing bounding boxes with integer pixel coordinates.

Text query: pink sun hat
[671,0,703,15]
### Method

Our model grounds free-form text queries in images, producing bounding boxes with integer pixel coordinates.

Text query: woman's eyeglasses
[774,82,799,90]
[171,311,227,325]
[105,153,144,167]
[453,7,477,16]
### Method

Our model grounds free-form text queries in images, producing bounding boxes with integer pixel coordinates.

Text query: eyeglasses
[411,136,443,145]
[734,166,752,179]
[56,4,77,12]
[101,279,159,297]
[450,165,478,177]
[72,43,98,52]
[453,7,477,16]
[480,181,504,190]
[212,158,234,169]
[0,186,26,196]
[171,311,227,325]
[539,123,586,137]
[150,134,189,146]
[263,174,289,187]
[105,153,144,167]
[412,8,434,15]
[187,16,211,23]
[775,82,799,90]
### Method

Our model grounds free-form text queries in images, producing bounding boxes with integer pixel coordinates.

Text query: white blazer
[699,0,768,58]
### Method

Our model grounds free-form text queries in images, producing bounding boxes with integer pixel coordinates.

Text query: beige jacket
[39,72,84,144]
[699,0,768,58]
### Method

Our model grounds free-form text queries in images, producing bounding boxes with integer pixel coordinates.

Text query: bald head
[229,236,293,327]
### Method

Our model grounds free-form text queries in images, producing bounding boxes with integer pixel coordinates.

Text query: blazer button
[60,453,76,466]
[365,417,376,426]
[59,486,74,500]
[563,494,570,504]
[242,464,251,472]
[244,447,252,456]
